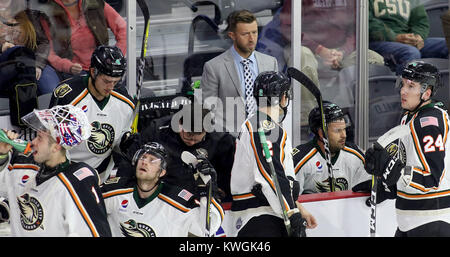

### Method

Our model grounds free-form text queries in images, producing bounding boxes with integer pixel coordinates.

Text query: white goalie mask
[22,105,91,149]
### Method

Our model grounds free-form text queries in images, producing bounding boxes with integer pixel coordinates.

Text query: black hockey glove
[194,158,219,199]
[289,211,307,237]
[0,198,9,223]
[365,142,405,186]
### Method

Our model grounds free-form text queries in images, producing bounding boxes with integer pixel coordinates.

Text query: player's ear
[159,169,166,178]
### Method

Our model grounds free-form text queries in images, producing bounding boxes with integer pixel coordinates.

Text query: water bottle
[0,130,32,154]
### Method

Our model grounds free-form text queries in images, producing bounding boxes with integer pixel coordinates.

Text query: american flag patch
[420,116,439,128]
[178,189,193,201]
[73,168,94,181]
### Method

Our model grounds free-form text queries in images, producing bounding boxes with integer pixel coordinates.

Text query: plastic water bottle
[0,130,32,154]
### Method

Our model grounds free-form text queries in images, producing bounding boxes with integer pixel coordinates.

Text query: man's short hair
[226,9,257,32]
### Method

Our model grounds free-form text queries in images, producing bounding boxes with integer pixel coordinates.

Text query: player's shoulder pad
[100,176,135,197]
[51,76,87,104]
[343,142,365,162]
[60,162,100,186]
[158,182,197,212]
[292,140,316,161]
[111,85,136,111]
[8,151,40,171]
[413,104,447,131]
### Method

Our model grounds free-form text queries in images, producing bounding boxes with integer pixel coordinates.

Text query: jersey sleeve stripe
[102,188,134,199]
[158,193,191,213]
[232,192,256,200]
[245,121,290,212]
[212,198,224,222]
[57,173,99,237]
[8,164,40,171]
[294,148,317,175]
[71,89,89,106]
[343,147,365,164]
[280,130,287,169]
[111,91,135,110]
[443,111,449,144]
[410,119,431,173]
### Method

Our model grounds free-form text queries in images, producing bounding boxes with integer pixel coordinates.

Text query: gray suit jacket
[201,48,278,135]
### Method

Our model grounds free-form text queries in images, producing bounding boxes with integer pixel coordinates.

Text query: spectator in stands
[292,101,371,194]
[119,103,236,203]
[369,0,448,74]
[0,0,49,94]
[441,10,450,52]
[39,0,127,94]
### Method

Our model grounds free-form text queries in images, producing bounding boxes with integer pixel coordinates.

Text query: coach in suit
[201,10,278,136]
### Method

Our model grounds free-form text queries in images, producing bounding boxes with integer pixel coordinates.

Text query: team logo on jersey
[120,219,156,237]
[196,148,208,158]
[17,193,44,231]
[54,83,72,98]
[235,217,243,230]
[87,121,115,155]
[315,177,348,193]
[260,120,275,131]
[385,140,406,164]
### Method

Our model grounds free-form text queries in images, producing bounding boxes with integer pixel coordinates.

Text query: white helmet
[22,105,91,149]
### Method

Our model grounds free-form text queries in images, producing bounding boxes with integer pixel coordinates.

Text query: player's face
[91,73,121,99]
[400,78,422,111]
[31,131,55,164]
[228,21,258,57]
[327,119,346,153]
[179,125,206,146]
[135,153,164,182]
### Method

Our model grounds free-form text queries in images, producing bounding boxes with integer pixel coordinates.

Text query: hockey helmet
[253,71,291,106]
[22,105,91,149]
[308,101,345,136]
[396,60,442,96]
[132,142,168,170]
[91,45,127,77]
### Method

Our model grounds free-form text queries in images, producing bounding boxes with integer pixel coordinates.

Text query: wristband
[287,208,300,217]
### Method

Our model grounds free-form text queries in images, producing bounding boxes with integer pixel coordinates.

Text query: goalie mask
[21,105,91,149]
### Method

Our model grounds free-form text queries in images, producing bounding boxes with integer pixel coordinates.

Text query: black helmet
[91,45,126,77]
[253,71,291,106]
[132,142,168,170]
[397,60,442,96]
[308,101,345,136]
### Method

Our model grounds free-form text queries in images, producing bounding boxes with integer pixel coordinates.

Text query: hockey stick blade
[376,124,410,148]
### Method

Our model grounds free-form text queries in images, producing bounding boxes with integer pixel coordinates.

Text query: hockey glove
[0,198,9,223]
[365,142,405,186]
[194,158,219,199]
[289,211,307,237]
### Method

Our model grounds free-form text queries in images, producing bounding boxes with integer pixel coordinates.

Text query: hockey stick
[181,151,214,237]
[131,0,151,134]
[287,67,336,192]
[257,127,292,236]
[369,124,410,237]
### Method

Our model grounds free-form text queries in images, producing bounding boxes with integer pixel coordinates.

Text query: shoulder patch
[73,167,95,181]
[54,83,72,98]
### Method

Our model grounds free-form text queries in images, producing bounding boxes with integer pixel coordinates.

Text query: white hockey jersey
[101,177,224,237]
[230,113,298,236]
[392,102,450,231]
[0,151,111,236]
[50,76,135,182]
[292,140,370,194]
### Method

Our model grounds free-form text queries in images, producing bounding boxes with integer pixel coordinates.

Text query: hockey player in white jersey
[0,105,111,236]
[49,45,135,183]
[230,71,317,237]
[293,101,371,194]
[101,142,224,237]
[365,60,450,236]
